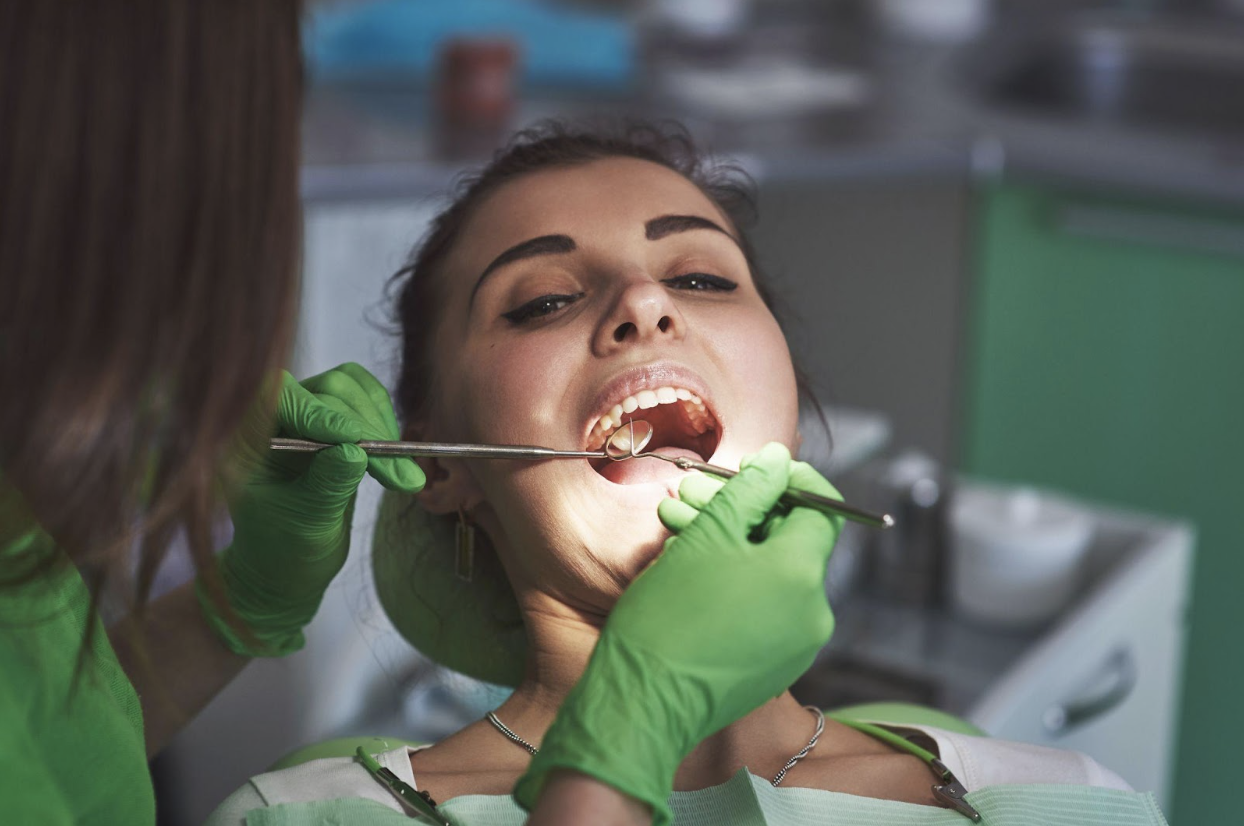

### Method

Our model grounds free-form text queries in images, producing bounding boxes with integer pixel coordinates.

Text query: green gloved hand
[198,363,424,657]
[514,443,843,826]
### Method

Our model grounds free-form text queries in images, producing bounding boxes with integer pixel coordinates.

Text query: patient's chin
[613,529,670,588]
[548,488,672,595]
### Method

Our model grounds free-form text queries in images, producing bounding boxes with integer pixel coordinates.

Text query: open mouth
[585,386,722,482]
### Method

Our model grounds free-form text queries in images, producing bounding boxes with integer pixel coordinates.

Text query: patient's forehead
[443,157,732,290]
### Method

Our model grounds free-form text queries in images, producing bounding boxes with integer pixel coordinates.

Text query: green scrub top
[0,528,155,825]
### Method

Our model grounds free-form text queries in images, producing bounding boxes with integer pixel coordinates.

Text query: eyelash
[501,273,738,325]
[502,293,585,324]
[664,272,737,293]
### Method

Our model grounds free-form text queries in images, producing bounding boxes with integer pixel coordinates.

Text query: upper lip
[583,361,720,446]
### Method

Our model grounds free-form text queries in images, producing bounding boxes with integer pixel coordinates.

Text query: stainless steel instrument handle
[269,437,602,461]
[672,458,894,530]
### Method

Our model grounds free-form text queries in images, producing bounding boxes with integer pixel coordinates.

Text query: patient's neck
[504,589,606,722]
[492,590,817,790]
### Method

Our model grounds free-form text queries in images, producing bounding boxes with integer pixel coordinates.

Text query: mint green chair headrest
[826,701,986,736]
[268,736,427,772]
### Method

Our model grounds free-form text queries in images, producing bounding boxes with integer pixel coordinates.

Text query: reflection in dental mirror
[605,420,654,460]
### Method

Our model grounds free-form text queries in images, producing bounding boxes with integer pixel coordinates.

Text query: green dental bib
[241,770,1168,826]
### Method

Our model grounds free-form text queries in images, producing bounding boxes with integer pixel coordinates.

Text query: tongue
[598,446,703,485]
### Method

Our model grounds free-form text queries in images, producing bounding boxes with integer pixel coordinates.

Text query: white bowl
[873,0,990,42]
[949,484,1093,629]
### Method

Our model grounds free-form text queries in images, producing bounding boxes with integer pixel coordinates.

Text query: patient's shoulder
[205,782,266,826]
[203,746,421,826]
[407,728,529,802]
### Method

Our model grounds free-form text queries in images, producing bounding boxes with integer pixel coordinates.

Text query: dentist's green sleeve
[198,364,424,657]
[0,529,154,825]
[514,444,843,825]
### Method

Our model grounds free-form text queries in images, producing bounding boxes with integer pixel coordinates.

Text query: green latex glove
[198,363,424,657]
[514,443,843,826]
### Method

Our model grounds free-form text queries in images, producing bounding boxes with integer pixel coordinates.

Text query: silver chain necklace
[486,705,825,787]
[485,711,539,756]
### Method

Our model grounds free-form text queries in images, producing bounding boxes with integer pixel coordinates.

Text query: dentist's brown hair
[0,0,304,625]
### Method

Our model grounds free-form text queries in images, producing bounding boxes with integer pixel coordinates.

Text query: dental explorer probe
[604,420,895,530]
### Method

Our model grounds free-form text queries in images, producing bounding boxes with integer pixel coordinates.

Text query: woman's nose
[594,278,685,354]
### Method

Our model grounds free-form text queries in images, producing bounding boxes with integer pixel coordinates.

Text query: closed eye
[663,272,737,292]
[502,292,585,324]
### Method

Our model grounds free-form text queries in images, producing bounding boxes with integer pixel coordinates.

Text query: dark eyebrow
[470,217,736,310]
[470,234,577,307]
[645,214,736,243]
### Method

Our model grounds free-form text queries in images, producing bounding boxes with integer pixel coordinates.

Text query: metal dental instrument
[270,422,892,529]
[606,420,894,530]
[269,436,605,461]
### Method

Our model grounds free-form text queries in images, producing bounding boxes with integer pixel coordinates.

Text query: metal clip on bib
[931,758,983,823]
[834,719,982,822]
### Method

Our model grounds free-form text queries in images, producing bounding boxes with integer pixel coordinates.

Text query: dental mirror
[605,419,654,460]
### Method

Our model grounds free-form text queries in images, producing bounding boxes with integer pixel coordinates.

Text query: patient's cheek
[457,347,569,443]
[729,324,799,438]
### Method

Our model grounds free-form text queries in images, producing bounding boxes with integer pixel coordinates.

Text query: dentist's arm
[528,771,651,826]
[115,364,424,755]
[109,583,250,755]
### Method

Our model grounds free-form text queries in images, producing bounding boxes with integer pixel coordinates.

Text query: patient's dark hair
[391,119,821,430]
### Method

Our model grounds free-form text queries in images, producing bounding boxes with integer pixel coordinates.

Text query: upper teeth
[587,386,712,450]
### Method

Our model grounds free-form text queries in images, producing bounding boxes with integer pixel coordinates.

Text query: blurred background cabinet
[960,179,1244,822]
[795,492,1191,807]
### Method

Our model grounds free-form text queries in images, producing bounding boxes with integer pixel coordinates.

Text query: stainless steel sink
[960,13,1244,137]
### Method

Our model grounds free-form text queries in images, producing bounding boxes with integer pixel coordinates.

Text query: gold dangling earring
[455,506,476,582]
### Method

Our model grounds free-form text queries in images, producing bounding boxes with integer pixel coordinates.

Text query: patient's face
[425,157,799,610]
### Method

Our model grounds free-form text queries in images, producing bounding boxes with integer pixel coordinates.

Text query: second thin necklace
[485,706,825,788]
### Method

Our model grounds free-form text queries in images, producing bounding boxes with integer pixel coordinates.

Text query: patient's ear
[403,421,484,515]
[414,456,485,515]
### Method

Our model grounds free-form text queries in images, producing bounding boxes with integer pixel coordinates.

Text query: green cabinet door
[961,180,1244,825]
